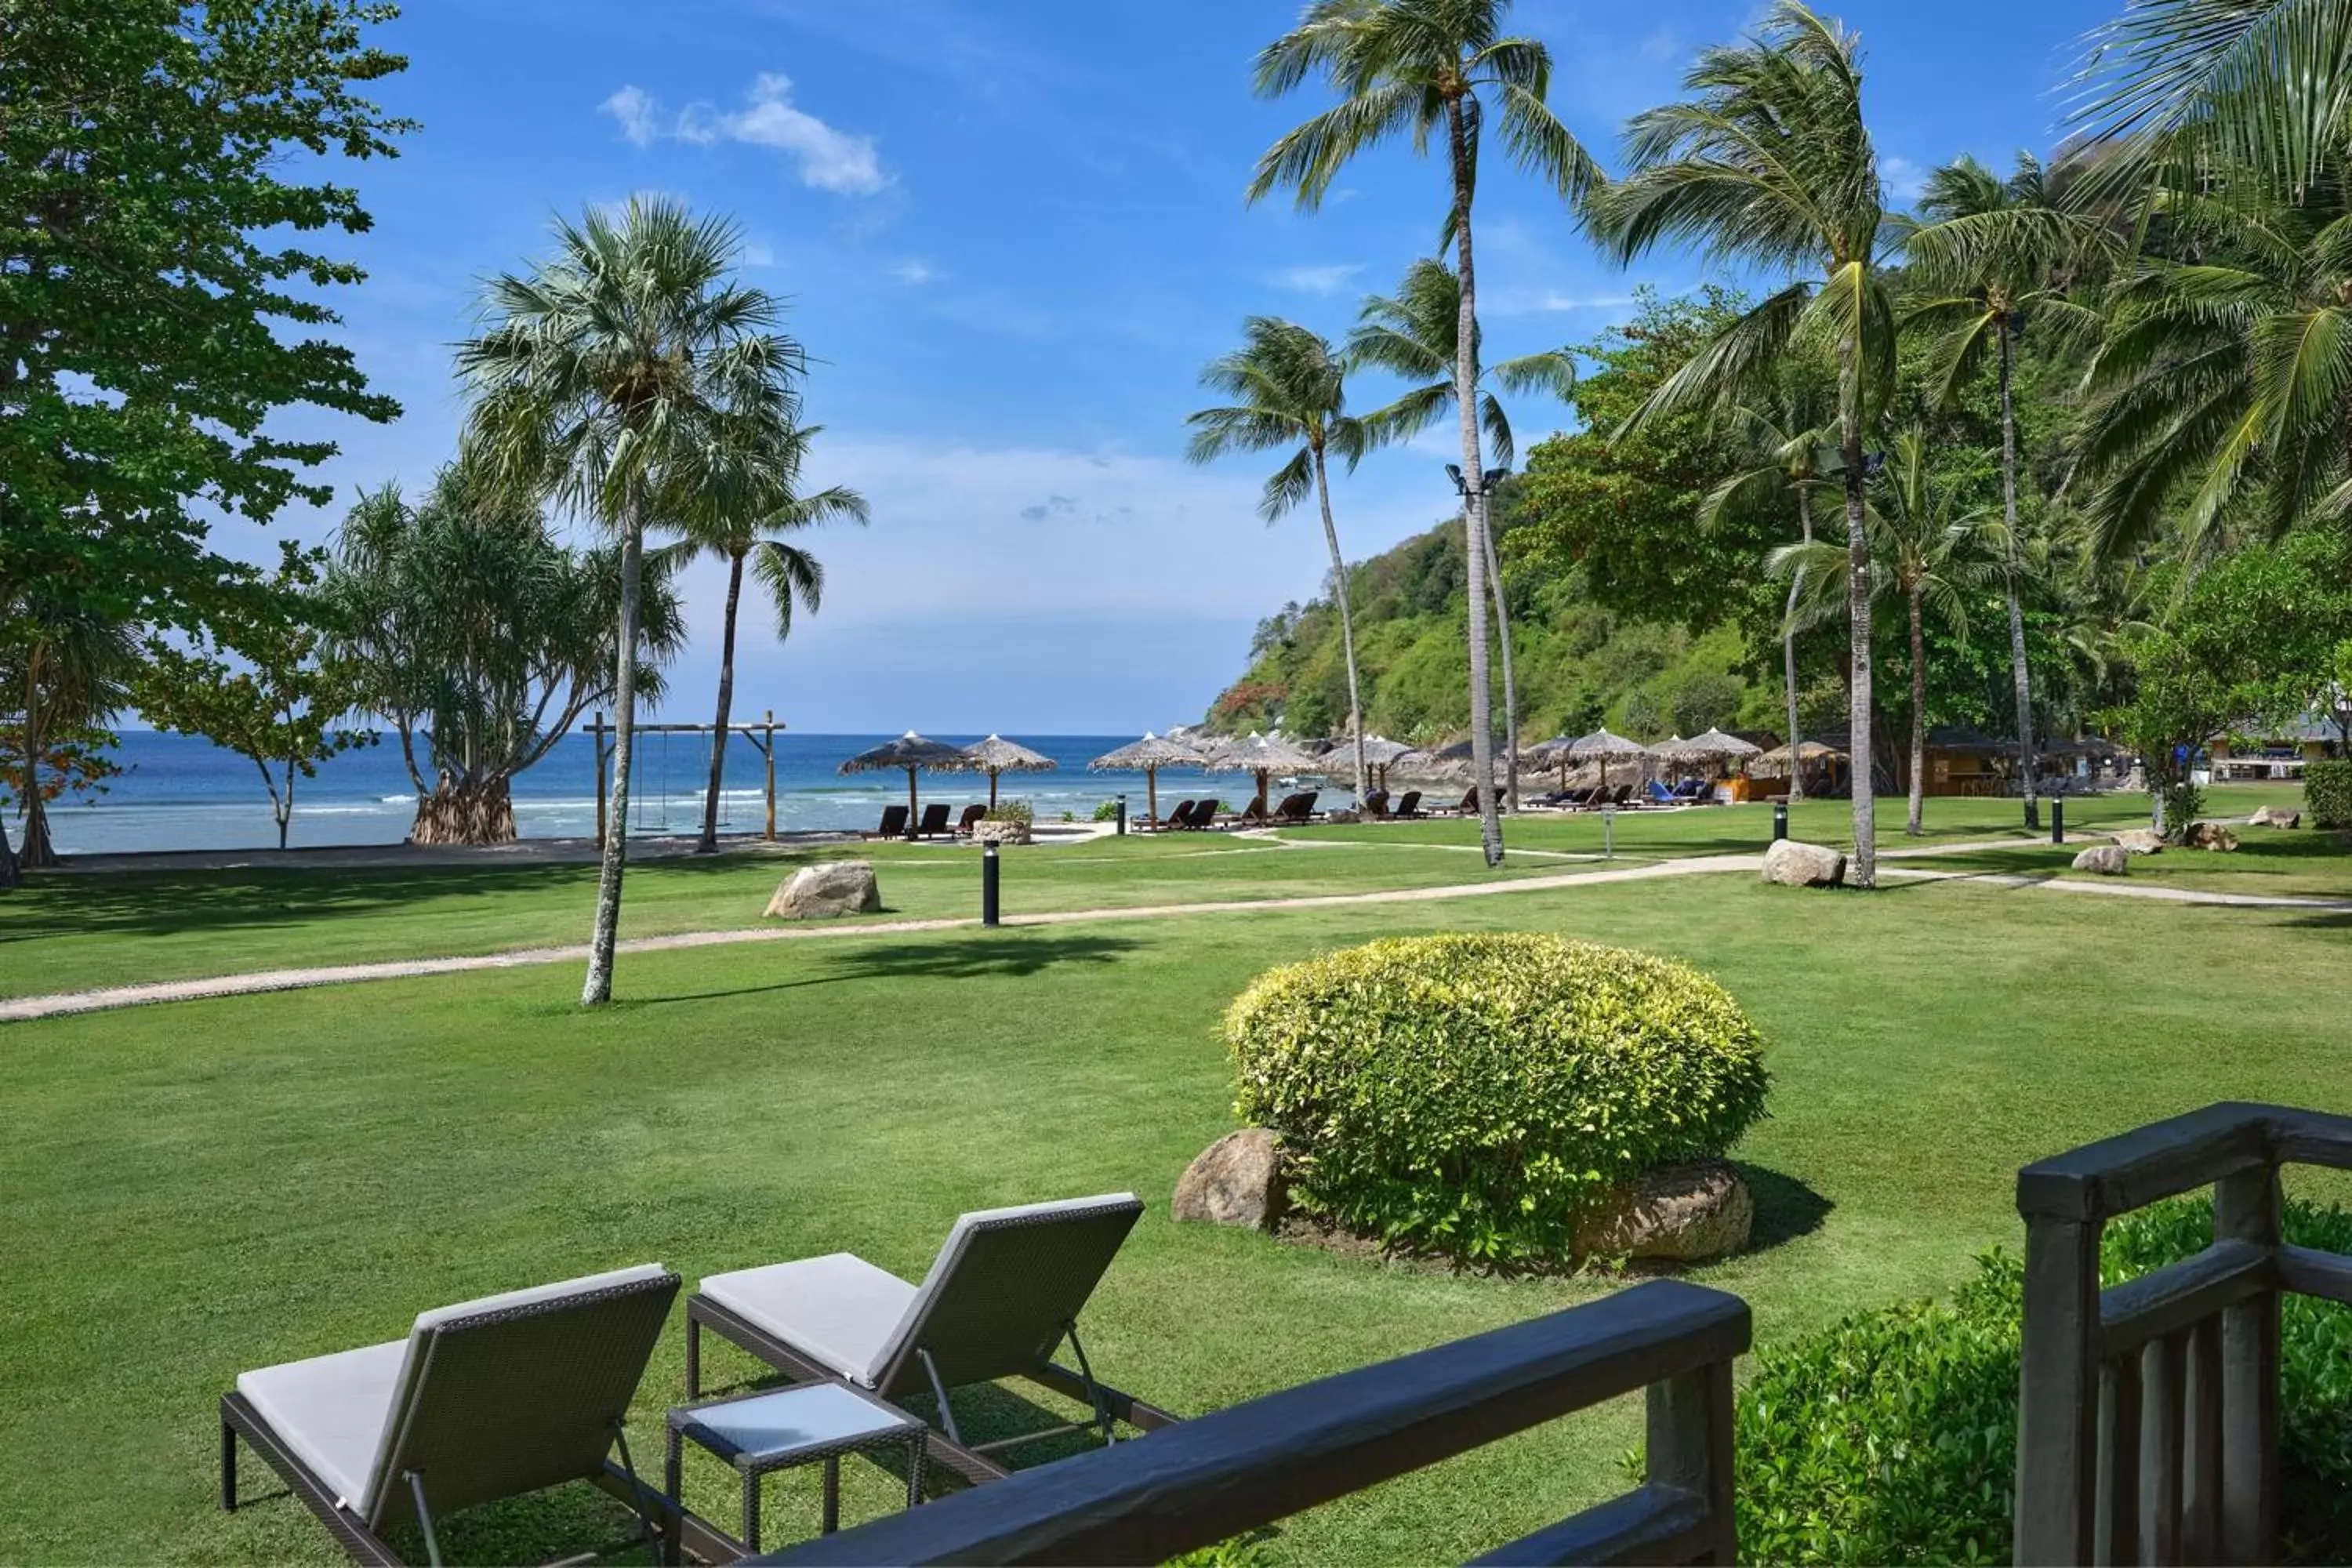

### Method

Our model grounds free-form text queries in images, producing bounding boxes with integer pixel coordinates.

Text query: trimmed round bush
[1224,933,1770,1268]
[2306,759,2352,830]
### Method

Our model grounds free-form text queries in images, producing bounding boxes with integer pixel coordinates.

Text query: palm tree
[1774,430,1997,836]
[1348,257,1577,808]
[1186,318,1373,798]
[3,597,137,869]
[659,416,867,855]
[1904,152,2114,829]
[1250,0,1601,866]
[1592,1,1899,886]
[1697,365,1837,797]
[458,196,803,1006]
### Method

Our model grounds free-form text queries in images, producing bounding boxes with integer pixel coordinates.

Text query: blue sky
[248,0,2118,734]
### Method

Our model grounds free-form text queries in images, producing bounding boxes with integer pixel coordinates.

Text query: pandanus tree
[458,196,802,1006]
[1186,318,1372,798]
[1348,257,1577,807]
[1250,0,1602,866]
[1593,1,1900,886]
[658,415,867,854]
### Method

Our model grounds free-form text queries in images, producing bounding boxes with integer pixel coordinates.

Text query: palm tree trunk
[18,663,56,869]
[1310,445,1370,801]
[583,481,646,1007]
[1907,586,1926,837]
[1998,326,2038,829]
[1784,487,1814,803]
[1447,96,1502,866]
[1839,364,1877,887]
[1483,517,1520,812]
[697,548,747,855]
[0,809,17,889]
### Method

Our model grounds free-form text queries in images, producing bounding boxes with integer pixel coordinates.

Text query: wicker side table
[665,1382,925,1555]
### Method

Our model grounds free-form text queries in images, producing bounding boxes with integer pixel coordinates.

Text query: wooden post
[2017,1215,2102,1566]
[592,711,607,845]
[2216,1166,2281,1564]
[764,710,776,842]
[1648,1358,1737,1565]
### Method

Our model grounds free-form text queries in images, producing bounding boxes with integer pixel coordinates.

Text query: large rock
[2186,822,2241,851]
[2250,805,2302,829]
[764,860,881,920]
[2071,844,2131,876]
[1575,1160,1754,1263]
[2112,828,2165,855]
[1172,1129,1287,1231]
[1762,838,1846,888]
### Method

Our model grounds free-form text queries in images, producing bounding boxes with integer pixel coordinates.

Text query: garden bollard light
[1773,800,1788,843]
[982,840,1000,927]
[1116,794,1127,837]
[2051,799,2064,844]
[1602,804,1616,861]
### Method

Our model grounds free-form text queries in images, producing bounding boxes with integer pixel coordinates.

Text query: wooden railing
[761,1277,1748,1566]
[2015,1102,2352,1565]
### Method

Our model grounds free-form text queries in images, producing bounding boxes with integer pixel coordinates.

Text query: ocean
[33,731,1352,855]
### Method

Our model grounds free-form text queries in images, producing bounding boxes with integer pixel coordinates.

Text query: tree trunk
[409,776,517,844]
[1839,354,1877,887]
[1907,586,1926,837]
[1483,513,1520,812]
[16,694,56,869]
[0,809,18,889]
[1998,326,2039,829]
[697,548,747,855]
[583,484,646,1007]
[1447,96,1503,866]
[1310,445,1370,801]
[1784,487,1814,801]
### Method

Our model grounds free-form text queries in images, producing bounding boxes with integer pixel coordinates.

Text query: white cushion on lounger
[236,1338,407,1511]
[699,1253,916,1386]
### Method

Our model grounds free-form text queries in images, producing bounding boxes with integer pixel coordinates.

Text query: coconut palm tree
[1592,0,1899,885]
[1348,257,1577,808]
[1186,318,1373,798]
[1774,430,1998,836]
[1249,0,1602,866]
[458,196,803,1006]
[1904,152,2114,829]
[659,416,867,854]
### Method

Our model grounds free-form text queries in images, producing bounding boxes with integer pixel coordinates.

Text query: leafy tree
[459,197,800,1007]
[1186,318,1374,796]
[134,549,375,851]
[1250,0,1602,865]
[1593,1,1903,885]
[1349,257,1577,804]
[0,591,137,869]
[322,461,687,848]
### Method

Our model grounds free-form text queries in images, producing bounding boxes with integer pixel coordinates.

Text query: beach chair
[953,804,988,837]
[1432,786,1479,818]
[1151,799,1196,832]
[1193,799,1228,829]
[1229,796,1269,829]
[220,1265,680,1566]
[1394,790,1424,818]
[1646,779,1678,806]
[1612,782,1635,806]
[912,802,953,838]
[684,1196,1178,1486]
[863,805,909,840]
[1361,789,1390,819]
[1271,791,1319,826]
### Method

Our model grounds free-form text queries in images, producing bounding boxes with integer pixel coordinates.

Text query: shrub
[982,798,1033,826]
[1092,799,1123,822]
[1224,934,1770,1269]
[2307,759,2352,830]
[1730,1197,2352,1566]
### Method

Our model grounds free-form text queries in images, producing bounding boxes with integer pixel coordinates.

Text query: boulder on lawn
[2186,822,2241,851]
[1172,1128,1288,1231]
[2112,828,2165,855]
[1762,838,1846,888]
[764,860,881,920]
[1574,1160,1754,1263]
[2071,844,2131,876]
[2250,805,2302,829]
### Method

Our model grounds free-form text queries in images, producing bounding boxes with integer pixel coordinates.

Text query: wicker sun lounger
[220,1265,680,1567]
[684,1195,1177,1487]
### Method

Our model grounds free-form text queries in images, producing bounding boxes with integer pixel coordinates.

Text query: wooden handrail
[763,1279,1749,1567]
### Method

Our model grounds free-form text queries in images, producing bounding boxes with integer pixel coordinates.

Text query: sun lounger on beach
[1143,799,1194,832]
[866,805,910,839]
[685,1195,1176,1485]
[1394,790,1424,818]
[1432,786,1479,818]
[909,802,952,838]
[953,804,988,837]
[1271,791,1319,825]
[221,1265,680,1566]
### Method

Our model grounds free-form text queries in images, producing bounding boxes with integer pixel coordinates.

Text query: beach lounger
[1228,796,1269,829]
[864,805,909,840]
[684,1196,1177,1486]
[1432,786,1479,818]
[1394,790,1424,818]
[221,1265,680,1566]
[1271,791,1319,825]
[953,804,988,837]
[1152,799,1195,832]
[912,802,953,838]
[1646,779,1678,806]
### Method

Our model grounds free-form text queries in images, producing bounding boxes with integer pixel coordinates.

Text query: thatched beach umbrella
[1338,735,1414,792]
[1748,739,1846,779]
[943,734,1057,808]
[1567,728,1653,796]
[1658,728,1762,776]
[1088,731,1206,826]
[1204,731,1323,818]
[1525,735,1580,789]
[839,731,967,831]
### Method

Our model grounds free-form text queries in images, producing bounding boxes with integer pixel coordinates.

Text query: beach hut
[1088,732,1207,826]
[1204,732,1324,821]
[1566,728,1653,798]
[942,734,1057,808]
[839,731,967,835]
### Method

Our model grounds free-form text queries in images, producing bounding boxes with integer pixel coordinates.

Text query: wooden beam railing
[759,1278,1750,1567]
[2016,1102,2352,1566]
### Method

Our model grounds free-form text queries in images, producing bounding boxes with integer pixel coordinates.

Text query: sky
[241,0,2120,735]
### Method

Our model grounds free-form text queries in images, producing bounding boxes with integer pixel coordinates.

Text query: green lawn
[4,789,2350,1563]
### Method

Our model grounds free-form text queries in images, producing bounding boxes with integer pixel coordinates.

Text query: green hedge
[1729,1197,2352,1565]
[2307,759,2352,829]
[1223,933,1769,1269]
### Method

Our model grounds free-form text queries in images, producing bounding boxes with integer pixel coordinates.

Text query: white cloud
[1270,263,1364,296]
[1636,26,1681,64]
[891,260,939,285]
[739,241,777,267]
[1881,155,1929,202]
[600,74,891,197]
[1482,287,1643,315]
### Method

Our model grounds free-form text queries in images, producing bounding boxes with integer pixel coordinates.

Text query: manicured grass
[5,829,2351,1563]
[1916,820,2352,899]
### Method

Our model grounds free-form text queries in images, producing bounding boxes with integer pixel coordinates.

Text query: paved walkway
[8,837,2343,1024]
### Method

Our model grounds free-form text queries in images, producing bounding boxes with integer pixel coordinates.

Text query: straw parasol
[1657,728,1762,771]
[1203,731,1324,819]
[1088,731,1207,826]
[1748,739,1846,779]
[1525,735,1580,789]
[942,733,1057,808]
[838,731,968,829]
[1566,728,1653,795]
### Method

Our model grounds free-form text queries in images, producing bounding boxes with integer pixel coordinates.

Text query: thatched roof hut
[941,734,1057,808]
